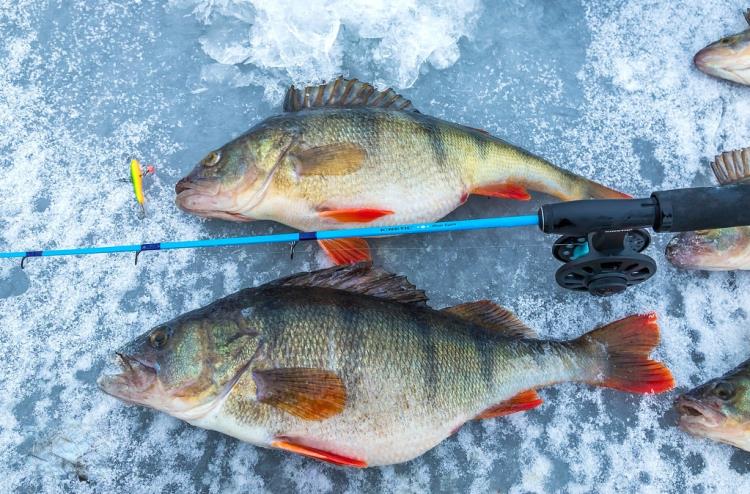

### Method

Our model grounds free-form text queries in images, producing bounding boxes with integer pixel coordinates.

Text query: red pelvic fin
[318,208,393,223]
[272,438,367,468]
[578,312,675,394]
[318,238,371,265]
[471,183,531,201]
[475,389,543,419]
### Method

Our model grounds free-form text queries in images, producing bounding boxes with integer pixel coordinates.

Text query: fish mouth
[665,235,721,270]
[694,45,750,84]
[175,180,254,222]
[675,395,727,431]
[97,353,158,405]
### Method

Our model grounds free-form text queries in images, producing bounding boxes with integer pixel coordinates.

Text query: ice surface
[2,0,750,492]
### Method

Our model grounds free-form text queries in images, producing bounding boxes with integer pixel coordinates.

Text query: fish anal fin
[318,208,393,223]
[710,147,750,185]
[284,77,419,113]
[272,438,367,467]
[253,368,346,421]
[291,143,366,176]
[269,262,428,306]
[441,301,536,338]
[471,183,531,201]
[475,390,543,419]
[317,238,371,265]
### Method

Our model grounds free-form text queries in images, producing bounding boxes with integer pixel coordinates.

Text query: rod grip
[539,198,658,235]
[651,184,750,232]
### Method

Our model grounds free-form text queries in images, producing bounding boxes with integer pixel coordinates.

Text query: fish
[175,77,628,265]
[98,263,674,467]
[675,358,750,451]
[666,146,750,270]
[694,9,750,85]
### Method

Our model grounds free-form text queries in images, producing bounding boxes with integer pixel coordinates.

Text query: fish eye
[202,151,221,168]
[720,37,732,45]
[714,381,735,401]
[149,328,169,349]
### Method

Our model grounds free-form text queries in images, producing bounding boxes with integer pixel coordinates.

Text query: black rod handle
[538,198,658,235]
[651,184,750,232]
[539,184,750,235]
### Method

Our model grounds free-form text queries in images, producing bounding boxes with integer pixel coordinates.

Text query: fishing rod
[3,184,750,297]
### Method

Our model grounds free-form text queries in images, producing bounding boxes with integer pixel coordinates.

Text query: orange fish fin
[318,238,371,265]
[318,208,394,223]
[476,390,543,419]
[441,301,536,338]
[272,438,367,467]
[577,313,675,394]
[291,142,366,176]
[253,368,346,420]
[471,183,531,201]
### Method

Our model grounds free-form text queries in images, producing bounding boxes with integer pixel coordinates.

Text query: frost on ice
[2,0,750,492]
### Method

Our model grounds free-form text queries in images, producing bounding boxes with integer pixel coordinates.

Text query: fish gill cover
[0,0,750,492]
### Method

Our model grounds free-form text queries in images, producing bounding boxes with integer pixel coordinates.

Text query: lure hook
[289,241,298,260]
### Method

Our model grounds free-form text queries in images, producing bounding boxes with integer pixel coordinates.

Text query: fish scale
[99,264,674,467]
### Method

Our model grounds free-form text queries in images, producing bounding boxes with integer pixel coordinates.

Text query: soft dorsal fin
[710,147,750,185]
[441,301,536,338]
[268,262,428,306]
[283,77,419,113]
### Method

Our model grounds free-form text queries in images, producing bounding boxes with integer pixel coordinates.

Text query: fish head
[175,125,293,221]
[665,227,750,270]
[694,29,750,85]
[676,361,750,449]
[98,307,262,418]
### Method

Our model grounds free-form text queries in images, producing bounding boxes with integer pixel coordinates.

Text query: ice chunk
[172,0,482,98]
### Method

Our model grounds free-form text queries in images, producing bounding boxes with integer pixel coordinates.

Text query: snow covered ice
[1,0,750,491]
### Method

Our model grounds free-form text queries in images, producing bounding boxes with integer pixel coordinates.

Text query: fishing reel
[538,183,750,297]
[552,230,656,297]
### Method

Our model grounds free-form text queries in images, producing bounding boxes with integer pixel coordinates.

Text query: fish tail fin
[575,312,674,394]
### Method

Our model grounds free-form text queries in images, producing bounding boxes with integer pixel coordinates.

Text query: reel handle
[539,183,750,235]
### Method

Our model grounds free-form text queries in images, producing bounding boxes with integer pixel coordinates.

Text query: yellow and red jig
[128,158,155,217]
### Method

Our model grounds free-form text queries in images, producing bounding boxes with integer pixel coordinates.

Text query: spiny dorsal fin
[710,147,750,185]
[745,8,750,25]
[268,262,428,306]
[283,77,419,113]
[441,301,536,338]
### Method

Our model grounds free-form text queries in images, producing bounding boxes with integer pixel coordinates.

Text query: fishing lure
[127,159,155,217]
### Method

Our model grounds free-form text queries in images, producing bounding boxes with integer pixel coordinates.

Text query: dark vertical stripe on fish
[474,332,495,392]
[416,314,438,401]
[471,131,490,162]
[426,121,448,170]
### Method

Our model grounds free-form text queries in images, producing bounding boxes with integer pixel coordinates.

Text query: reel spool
[552,230,656,297]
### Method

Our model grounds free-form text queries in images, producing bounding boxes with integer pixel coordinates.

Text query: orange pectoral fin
[318,208,393,223]
[318,238,371,265]
[272,439,367,468]
[475,389,543,419]
[471,183,531,201]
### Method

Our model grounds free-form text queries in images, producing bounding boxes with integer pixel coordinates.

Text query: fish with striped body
[175,78,628,264]
[666,146,750,270]
[99,263,674,467]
